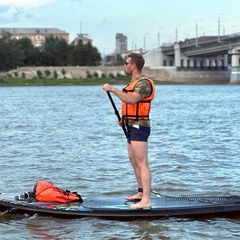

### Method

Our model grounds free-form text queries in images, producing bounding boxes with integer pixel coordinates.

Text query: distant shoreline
[1,65,234,85]
[0,77,125,87]
[0,78,231,86]
[0,77,179,87]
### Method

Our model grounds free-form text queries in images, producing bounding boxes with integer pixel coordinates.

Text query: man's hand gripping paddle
[107,91,128,139]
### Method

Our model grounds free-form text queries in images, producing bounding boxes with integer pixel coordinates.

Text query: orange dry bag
[33,180,83,203]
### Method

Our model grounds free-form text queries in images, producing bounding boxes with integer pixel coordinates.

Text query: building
[115,33,127,54]
[71,33,93,46]
[0,27,69,47]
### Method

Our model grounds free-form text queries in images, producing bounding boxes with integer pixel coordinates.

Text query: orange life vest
[122,77,155,121]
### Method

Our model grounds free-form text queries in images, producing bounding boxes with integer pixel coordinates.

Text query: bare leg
[127,141,152,209]
[126,142,143,200]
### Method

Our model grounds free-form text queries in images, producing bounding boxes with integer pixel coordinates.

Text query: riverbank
[0,77,126,86]
[0,65,234,85]
[0,76,175,87]
[0,77,230,87]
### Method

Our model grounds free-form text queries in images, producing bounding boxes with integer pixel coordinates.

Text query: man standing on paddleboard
[102,52,155,209]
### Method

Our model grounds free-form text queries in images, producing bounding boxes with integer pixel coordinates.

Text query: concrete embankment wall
[143,67,231,84]
[8,66,231,84]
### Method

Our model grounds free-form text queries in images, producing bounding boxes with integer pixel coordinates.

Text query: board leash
[151,189,165,198]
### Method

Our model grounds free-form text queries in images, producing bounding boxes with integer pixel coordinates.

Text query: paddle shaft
[107,91,128,139]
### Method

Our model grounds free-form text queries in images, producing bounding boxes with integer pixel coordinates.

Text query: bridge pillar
[189,59,195,70]
[174,43,181,70]
[209,58,216,70]
[216,56,222,70]
[181,56,190,70]
[216,55,228,70]
[224,54,228,71]
[192,58,202,70]
[229,48,240,84]
[203,59,209,70]
[205,59,210,69]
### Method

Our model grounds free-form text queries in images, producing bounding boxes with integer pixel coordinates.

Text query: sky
[0,0,240,55]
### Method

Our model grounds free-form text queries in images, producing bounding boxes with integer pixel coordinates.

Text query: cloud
[12,7,24,21]
[0,0,56,23]
[0,6,28,23]
[0,0,56,8]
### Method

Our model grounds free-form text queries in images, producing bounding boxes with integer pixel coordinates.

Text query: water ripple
[0,85,239,239]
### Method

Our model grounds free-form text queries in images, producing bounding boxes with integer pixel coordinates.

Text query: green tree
[18,37,38,66]
[71,40,101,66]
[115,54,124,66]
[36,70,42,78]
[45,69,51,77]
[41,35,58,66]
[55,38,69,66]
[0,32,102,70]
[72,40,85,66]
[42,36,70,66]
[66,44,75,65]
[84,42,101,66]
[0,32,25,71]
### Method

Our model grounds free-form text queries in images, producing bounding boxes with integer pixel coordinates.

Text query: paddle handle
[107,92,128,139]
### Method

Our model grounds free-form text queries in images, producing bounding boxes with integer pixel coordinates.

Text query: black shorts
[127,125,150,144]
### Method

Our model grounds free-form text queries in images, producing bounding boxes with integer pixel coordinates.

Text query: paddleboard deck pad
[0,193,240,219]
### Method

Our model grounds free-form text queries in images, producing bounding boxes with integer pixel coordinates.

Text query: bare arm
[102,83,142,104]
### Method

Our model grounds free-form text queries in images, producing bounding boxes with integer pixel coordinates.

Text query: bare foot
[129,201,152,209]
[126,192,143,201]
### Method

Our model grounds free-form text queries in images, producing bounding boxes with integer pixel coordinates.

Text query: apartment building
[115,33,127,54]
[0,27,69,47]
[71,33,93,46]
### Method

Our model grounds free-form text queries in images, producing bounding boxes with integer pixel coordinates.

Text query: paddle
[107,91,128,139]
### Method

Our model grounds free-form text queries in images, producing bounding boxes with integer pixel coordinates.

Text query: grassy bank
[0,76,132,86]
[0,76,173,86]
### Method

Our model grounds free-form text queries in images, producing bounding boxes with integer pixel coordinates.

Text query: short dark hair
[127,53,145,71]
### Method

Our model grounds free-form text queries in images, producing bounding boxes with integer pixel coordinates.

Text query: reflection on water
[0,85,239,239]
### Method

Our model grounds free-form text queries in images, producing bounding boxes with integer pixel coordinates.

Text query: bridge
[143,33,240,84]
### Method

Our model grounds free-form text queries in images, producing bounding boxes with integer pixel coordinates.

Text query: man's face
[124,57,134,76]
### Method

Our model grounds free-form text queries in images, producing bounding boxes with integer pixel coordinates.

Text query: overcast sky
[0,0,240,55]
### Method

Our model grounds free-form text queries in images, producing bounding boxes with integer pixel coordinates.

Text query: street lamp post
[196,19,202,47]
[222,25,225,36]
[175,24,181,43]
[143,33,148,51]
[158,28,164,47]
[218,13,225,42]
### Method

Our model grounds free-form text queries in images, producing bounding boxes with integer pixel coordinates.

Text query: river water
[0,84,239,239]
